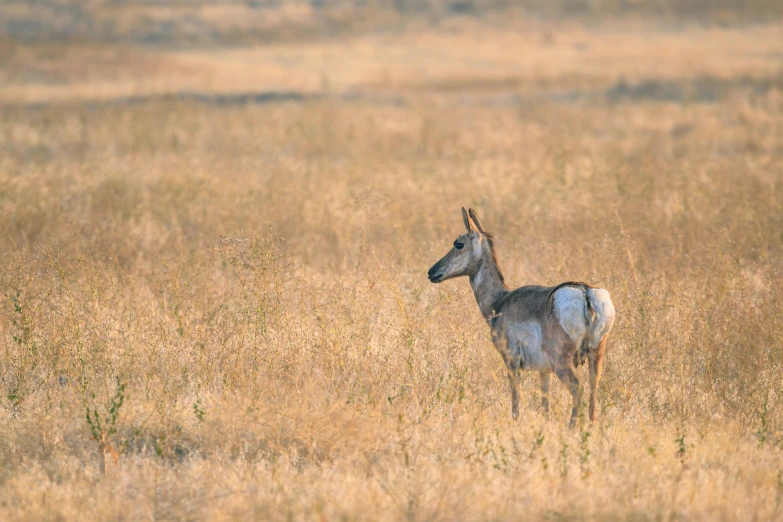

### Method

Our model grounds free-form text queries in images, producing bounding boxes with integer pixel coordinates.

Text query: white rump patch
[586,288,616,345]
[507,320,549,371]
[553,286,587,344]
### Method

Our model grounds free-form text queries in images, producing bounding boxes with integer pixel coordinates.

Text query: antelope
[427,208,615,426]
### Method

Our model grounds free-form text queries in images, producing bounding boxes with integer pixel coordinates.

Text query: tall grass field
[1,1,783,520]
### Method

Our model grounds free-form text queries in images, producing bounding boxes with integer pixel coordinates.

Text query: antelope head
[428,207,488,283]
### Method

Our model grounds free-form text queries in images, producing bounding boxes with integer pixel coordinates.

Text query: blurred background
[1,2,783,520]
[2,0,782,105]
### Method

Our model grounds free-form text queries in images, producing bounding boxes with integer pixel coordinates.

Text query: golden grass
[1,15,783,522]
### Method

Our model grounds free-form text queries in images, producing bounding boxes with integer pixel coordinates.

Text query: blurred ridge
[4,75,780,110]
[1,0,781,47]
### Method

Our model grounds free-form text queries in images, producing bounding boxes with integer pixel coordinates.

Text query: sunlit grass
[1,12,782,521]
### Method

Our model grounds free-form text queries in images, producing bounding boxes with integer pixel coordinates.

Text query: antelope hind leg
[554,365,582,428]
[588,336,608,422]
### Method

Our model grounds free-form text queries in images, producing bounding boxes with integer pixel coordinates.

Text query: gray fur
[428,207,616,426]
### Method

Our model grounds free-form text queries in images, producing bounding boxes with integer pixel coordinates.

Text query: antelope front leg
[497,335,521,420]
[507,367,521,420]
[539,372,552,417]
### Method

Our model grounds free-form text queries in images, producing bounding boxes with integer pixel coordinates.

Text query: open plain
[1,1,783,520]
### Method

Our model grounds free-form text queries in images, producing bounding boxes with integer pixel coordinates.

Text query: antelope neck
[470,259,507,321]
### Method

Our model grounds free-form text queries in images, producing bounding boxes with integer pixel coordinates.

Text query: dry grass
[1,9,783,521]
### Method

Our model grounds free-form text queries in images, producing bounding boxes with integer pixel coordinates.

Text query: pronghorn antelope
[427,208,615,426]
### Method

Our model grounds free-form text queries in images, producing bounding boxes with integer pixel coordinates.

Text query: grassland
[1,2,783,520]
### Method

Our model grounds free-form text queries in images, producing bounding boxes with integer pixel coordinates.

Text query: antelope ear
[462,207,472,233]
[468,208,486,234]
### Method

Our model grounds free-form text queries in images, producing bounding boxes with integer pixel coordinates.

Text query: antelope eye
[454,241,464,250]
